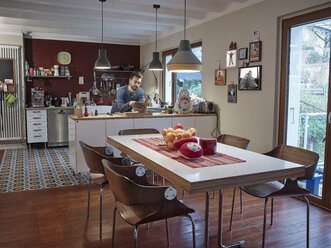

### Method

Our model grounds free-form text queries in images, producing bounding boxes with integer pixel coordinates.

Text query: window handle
[290,107,295,124]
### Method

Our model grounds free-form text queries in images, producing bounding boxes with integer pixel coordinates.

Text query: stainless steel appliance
[199,101,215,113]
[47,108,74,147]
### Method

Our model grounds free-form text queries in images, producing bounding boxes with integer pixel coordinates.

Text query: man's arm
[137,88,145,103]
[115,87,131,112]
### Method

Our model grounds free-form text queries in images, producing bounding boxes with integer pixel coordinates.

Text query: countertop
[69,112,216,120]
[25,107,74,110]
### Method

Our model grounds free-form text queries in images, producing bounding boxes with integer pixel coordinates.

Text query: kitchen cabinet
[172,117,196,130]
[195,115,217,138]
[26,109,48,147]
[134,118,172,133]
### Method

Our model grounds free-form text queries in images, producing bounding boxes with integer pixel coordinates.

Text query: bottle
[84,105,88,117]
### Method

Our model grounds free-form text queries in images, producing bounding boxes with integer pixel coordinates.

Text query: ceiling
[0,0,264,45]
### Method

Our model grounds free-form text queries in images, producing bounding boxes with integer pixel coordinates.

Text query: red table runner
[133,137,246,169]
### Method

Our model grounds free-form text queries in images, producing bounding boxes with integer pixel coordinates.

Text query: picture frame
[239,48,248,60]
[215,69,226,85]
[226,49,237,68]
[238,65,262,90]
[249,41,262,62]
[227,84,237,103]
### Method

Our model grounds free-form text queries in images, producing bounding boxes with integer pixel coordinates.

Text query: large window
[162,42,202,105]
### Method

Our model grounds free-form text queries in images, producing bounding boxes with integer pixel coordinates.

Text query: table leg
[204,192,210,248]
[218,189,245,248]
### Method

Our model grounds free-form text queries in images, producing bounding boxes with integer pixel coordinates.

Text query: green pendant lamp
[149,4,163,71]
[95,0,111,70]
[166,0,202,73]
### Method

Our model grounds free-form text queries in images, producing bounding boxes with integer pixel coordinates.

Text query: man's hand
[129,101,136,107]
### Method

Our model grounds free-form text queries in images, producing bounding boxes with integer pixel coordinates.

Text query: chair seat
[241,181,284,198]
[116,199,194,226]
[90,172,107,185]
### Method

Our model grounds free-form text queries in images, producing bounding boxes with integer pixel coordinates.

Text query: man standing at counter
[111,71,146,113]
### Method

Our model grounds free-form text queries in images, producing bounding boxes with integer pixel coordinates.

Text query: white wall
[0,34,23,46]
[140,0,331,152]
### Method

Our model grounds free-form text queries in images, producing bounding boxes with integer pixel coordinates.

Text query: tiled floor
[0,147,89,193]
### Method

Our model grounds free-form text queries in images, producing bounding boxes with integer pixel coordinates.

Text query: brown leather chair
[79,141,125,238]
[217,134,250,230]
[102,159,196,248]
[238,145,319,248]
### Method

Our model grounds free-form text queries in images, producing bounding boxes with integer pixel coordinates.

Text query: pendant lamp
[95,0,111,70]
[149,4,163,71]
[167,0,202,73]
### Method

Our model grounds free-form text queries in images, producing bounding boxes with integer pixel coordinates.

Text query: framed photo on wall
[239,48,248,60]
[226,50,237,68]
[215,69,226,85]
[238,65,262,90]
[227,84,237,103]
[249,41,262,62]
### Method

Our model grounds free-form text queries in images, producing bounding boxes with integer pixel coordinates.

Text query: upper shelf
[25,75,72,81]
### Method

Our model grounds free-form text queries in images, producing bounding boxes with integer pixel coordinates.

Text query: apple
[174,123,184,130]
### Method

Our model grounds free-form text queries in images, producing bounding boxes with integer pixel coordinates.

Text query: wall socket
[79,76,84,85]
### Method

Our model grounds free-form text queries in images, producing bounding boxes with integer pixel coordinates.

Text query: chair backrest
[79,141,107,174]
[102,159,155,205]
[217,134,250,150]
[118,128,160,136]
[265,145,319,180]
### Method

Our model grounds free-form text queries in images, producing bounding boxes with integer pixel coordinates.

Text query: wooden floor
[0,184,330,248]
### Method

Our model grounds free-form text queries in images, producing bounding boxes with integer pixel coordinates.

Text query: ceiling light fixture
[149,4,163,71]
[166,0,202,73]
[94,0,111,70]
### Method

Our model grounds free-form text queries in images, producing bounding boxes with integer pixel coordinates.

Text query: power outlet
[79,76,84,85]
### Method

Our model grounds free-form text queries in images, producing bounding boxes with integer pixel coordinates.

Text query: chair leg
[112,207,117,248]
[152,171,155,184]
[182,190,185,203]
[87,177,92,217]
[183,214,196,248]
[229,187,236,231]
[303,196,310,248]
[270,198,274,226]
[134,225,140,248]
[262,198,268,248]
[240,188,243,214]
[165,218,170,247]
[100,184,105,239]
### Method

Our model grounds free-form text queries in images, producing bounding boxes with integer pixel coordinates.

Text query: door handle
[290,107,295,124]
[328,112,331,124]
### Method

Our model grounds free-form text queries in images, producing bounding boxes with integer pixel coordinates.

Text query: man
[111,71,146,114]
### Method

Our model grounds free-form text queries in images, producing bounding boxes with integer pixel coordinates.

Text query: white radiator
[0,45,24,141]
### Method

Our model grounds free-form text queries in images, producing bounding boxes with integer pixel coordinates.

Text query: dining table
[107,134,305,248]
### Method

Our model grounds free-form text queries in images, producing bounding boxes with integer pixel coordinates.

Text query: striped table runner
[133,137,246,169]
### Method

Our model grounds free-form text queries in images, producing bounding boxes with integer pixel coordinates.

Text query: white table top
[107,134,305,194]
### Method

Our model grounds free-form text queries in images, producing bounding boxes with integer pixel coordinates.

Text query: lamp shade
[94,48,111,69]
[149,52,163,71]
[167,40,202,72]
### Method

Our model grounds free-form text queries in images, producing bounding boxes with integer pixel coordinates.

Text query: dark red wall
[24,38,140,105]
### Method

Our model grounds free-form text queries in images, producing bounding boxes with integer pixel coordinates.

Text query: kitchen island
[68,112,217,173]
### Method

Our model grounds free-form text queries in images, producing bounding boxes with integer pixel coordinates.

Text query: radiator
[0,45,24,141]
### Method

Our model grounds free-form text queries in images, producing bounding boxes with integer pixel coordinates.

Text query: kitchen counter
[69,112,215,120]
[25,107,74,110]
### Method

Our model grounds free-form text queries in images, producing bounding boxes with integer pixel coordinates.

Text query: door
[279,7,331,209]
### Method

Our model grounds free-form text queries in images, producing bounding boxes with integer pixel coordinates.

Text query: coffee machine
[31,88,45,107]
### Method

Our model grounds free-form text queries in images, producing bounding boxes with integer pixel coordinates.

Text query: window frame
[161,41,202,105]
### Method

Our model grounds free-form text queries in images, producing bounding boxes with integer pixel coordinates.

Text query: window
[162,42,202,105]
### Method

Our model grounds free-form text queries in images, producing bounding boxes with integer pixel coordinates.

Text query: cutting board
[115,112,153,117]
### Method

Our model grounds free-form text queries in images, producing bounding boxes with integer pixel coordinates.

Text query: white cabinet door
[68,118,77,173]
[195,116,217,138]
[106,119,134,156]
[133,117,172,133]
[76,120,106,172]
[172,117,196,130]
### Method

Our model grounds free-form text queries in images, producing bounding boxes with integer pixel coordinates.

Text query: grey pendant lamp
[94,0,111,70]
[149,4,163,71]
[167,0,202,72]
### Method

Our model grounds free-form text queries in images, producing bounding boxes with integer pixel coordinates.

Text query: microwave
[199,101,215,113]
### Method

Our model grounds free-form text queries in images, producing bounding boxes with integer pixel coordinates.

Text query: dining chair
[118,128,161,184]
[79,140,126,238]
[102,159,196,248]
[217,134,250,231]
[237,145,319,248]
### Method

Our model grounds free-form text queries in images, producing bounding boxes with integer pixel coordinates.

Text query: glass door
[279,8,331,209]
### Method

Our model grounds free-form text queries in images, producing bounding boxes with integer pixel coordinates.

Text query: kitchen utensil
[91,78,99,95]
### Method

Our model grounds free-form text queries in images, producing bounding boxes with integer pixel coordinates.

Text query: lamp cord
[155,7,158,52]
[101,1,104,48]
[184,0,186,40]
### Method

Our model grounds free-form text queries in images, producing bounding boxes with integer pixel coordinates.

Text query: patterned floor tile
[0,147,89,193]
